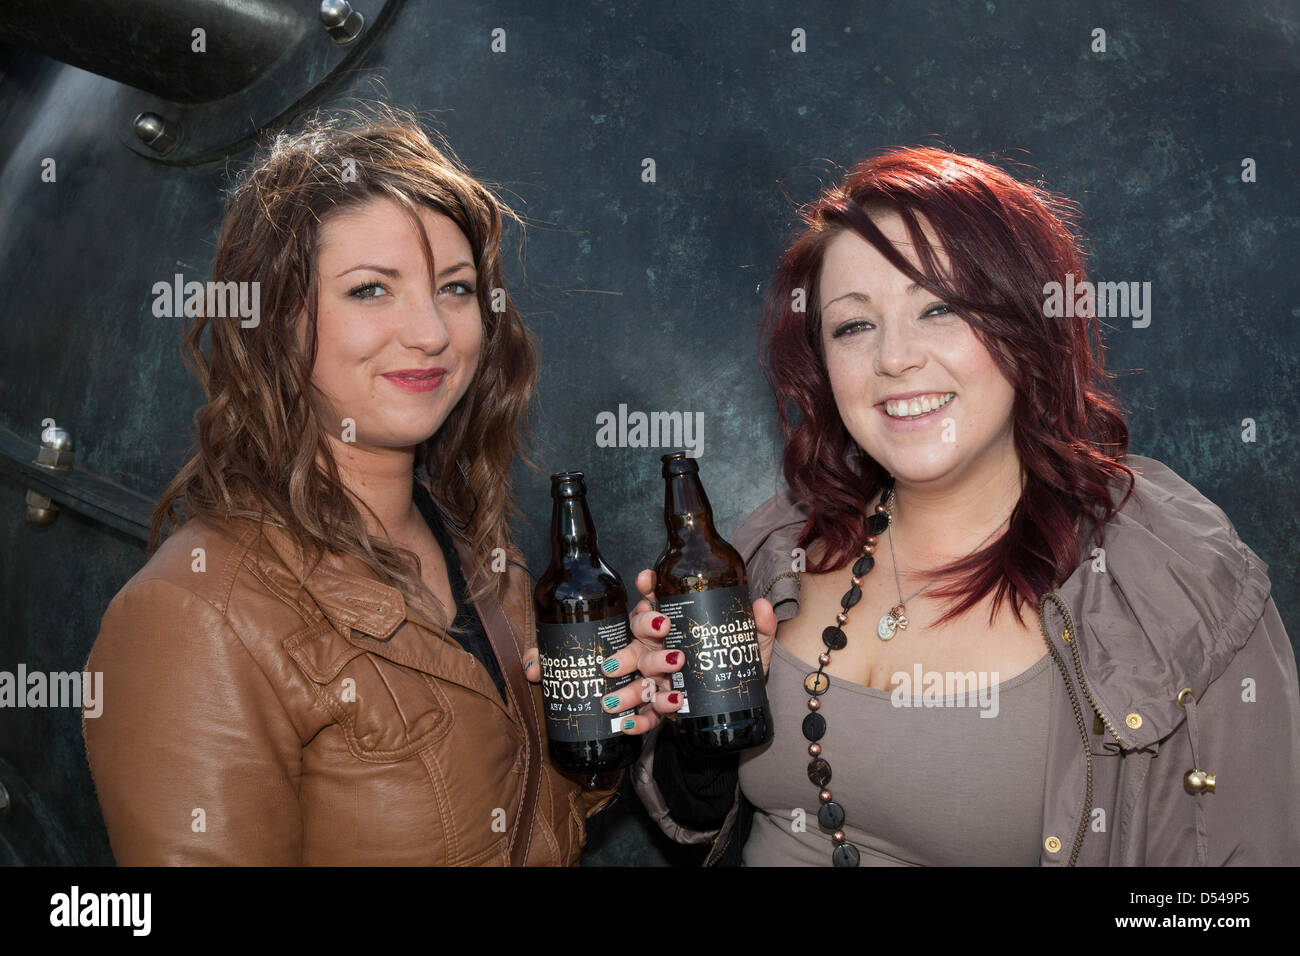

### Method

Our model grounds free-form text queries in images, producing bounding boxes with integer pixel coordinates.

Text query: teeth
[885,393,953,418]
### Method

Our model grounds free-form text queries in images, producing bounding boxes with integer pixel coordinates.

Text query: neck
[322,436,421,543]
[886,456,1025,575]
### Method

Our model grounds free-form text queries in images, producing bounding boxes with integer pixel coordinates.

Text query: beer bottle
[534,471,642,775]
[654,451,771,755]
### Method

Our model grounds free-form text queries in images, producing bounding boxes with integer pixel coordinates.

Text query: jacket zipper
[761,570,800,600]
[706,824,732,867]
[1037,590,1095,866]
[1049,593,1125,748]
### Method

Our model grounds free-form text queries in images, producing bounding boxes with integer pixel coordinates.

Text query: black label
[659,584,765,717]
[537,616,634,742]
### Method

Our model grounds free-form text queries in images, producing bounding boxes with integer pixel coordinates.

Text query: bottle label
[537,617,635,742]
[659,585,764,717]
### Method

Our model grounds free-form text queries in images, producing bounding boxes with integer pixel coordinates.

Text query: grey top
[739,640,1053,866]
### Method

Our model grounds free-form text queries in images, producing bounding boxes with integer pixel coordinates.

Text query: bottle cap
[661,451,699,478]
[549,471,587,498]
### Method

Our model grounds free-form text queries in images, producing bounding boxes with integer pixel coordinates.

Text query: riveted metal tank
[0,1,1296,869]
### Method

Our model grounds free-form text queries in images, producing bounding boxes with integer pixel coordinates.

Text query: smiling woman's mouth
[880,392,955,421]
[381,369,446,392]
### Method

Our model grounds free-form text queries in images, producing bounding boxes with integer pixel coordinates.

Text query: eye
[924,303,953,317]
[348,281,388,300]
[830,319,872,339]
[441,280,476,297]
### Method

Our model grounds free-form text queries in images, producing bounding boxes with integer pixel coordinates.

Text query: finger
[600,676,658,717]
[648,688,686,716]
[616,710,660,736]
[522,646,541,684]
[629,607,670,645]
[634,648,685,680]
[753,598,777,675]
[598,644,642,680]
[619,687,687,735]
[635,569,658,605]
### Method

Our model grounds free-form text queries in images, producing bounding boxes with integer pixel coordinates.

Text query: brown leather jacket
[82,499,619,865]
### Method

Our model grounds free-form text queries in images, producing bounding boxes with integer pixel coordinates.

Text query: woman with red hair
[611,146,1300,866]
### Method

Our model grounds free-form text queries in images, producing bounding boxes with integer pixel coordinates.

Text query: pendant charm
[877,605,909,641]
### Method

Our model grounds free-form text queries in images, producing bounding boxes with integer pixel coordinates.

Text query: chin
[870,447,960,483]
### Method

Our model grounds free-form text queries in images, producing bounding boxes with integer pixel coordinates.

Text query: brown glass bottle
[534,472,642,776]
[654,452,771,755]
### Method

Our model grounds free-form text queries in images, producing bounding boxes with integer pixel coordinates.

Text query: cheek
[455,309,484,363]
[824,351,871,419]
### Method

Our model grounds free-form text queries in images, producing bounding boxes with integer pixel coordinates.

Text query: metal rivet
[320,0,365,44]
[1177,688,1194,707]
[133,112,180,155]
[1125,712,1142,730]
[1044,836,1061,853]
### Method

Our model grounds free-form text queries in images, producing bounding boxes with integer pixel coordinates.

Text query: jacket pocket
[285,622,454,761]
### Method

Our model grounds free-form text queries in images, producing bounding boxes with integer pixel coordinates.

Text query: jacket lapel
[250,516,520,723]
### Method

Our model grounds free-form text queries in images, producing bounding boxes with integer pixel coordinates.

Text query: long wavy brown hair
[150,101,538,621]
[760,147,1135,628]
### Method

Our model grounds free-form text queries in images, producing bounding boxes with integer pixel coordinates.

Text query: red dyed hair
[758,147,1135,626]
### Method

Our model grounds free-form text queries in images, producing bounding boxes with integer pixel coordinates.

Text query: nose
[399,290,452,354]
[873,312,925,377]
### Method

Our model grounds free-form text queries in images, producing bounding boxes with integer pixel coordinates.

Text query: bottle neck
[663,473,718,543]
[551,495,599,559]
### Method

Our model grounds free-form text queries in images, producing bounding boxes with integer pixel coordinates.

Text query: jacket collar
[736,456,1273,750]
[236,487,525,721]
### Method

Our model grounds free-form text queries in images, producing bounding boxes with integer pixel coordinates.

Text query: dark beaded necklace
[800,478,894,867]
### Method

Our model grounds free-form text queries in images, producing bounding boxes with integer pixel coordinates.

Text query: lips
[881,392,955,419]
[381,369,446,393]
[876,391,956,427]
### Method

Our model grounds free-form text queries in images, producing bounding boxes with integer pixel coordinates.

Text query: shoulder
[1108,455,1244,542]
[109,517,261,619]
[730,483,811,564]
[98,514,314,660]
[727,482,811,615]
[1061,455,1277,716]
[1101,454,1269,591]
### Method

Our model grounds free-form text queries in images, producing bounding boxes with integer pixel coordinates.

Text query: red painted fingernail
[668,692,681,705]
[666,651,681,665]
[652,616,666,631]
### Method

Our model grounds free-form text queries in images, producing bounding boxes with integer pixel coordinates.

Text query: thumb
[522,646,541,684]
[753,598,777,676]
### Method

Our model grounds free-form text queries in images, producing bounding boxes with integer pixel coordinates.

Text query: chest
[776,553,1047,693]
[399,525,458,621]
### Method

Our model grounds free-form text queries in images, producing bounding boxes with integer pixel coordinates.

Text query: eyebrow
[335,260,476,280]
[822,284,925,310]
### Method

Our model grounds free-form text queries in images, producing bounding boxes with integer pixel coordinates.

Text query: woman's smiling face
[306,196,483,453]
[817,211,1019,488]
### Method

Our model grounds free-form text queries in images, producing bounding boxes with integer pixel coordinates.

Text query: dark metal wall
[1,1,1296,866]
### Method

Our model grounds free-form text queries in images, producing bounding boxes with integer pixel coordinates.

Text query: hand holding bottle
[523,567,777,735]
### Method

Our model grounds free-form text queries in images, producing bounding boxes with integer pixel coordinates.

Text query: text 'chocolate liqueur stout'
[654,452,771,755]
[534,472,642,775]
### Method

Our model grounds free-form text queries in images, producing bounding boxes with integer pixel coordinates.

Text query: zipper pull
[1092,710,1105,736]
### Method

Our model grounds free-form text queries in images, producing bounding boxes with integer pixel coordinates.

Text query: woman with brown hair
[614,146,1300,866]
[82,103,671,865]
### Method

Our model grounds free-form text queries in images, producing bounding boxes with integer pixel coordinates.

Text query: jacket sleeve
[631,720,741,844]
[83,578,304,865]
[1149,594,1300,865]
